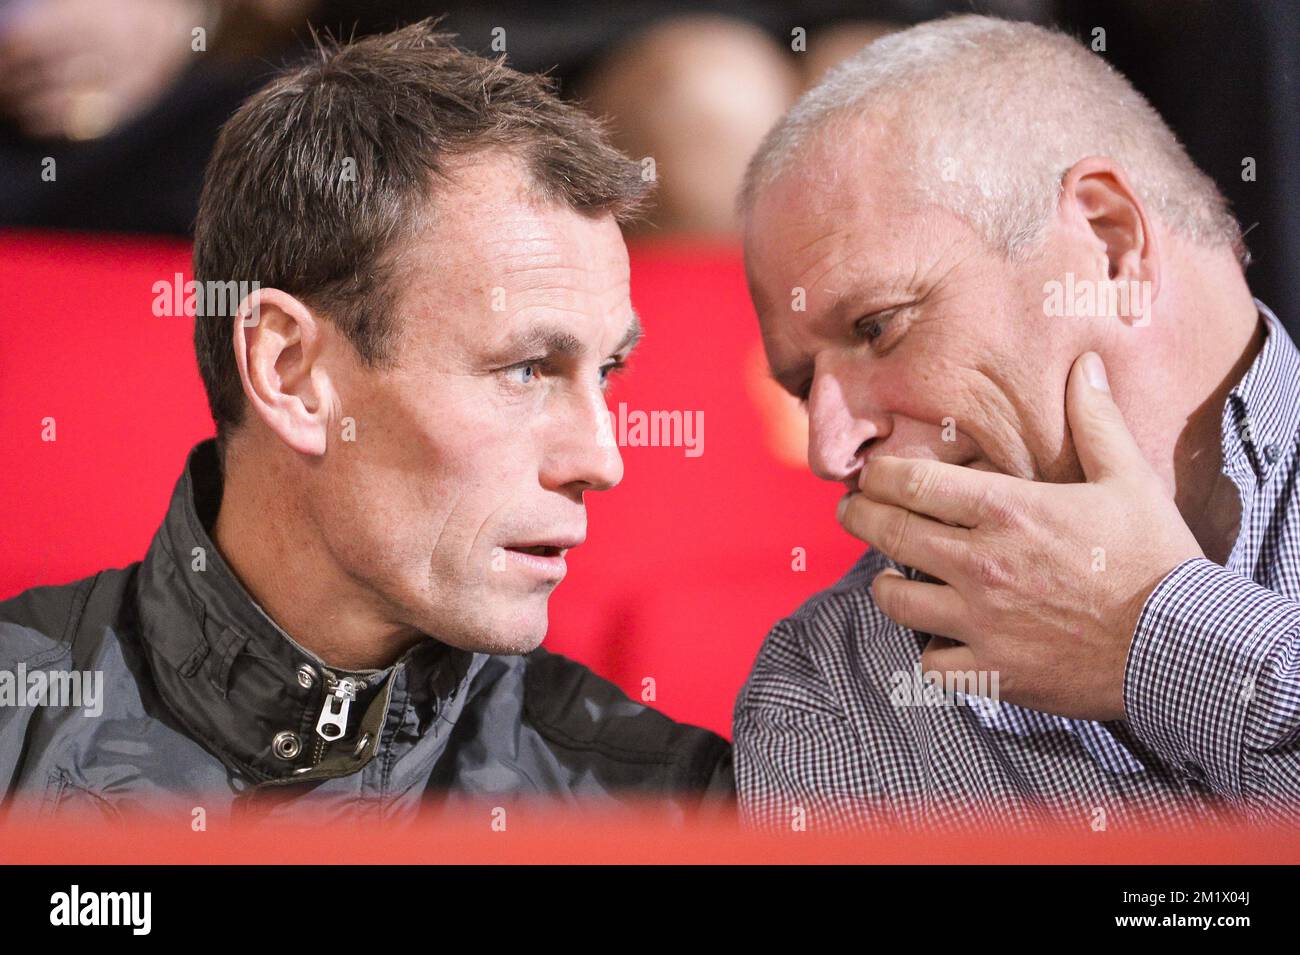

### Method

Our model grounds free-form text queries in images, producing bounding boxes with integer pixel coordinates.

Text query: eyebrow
[491,312,643,363]
[613,312,643,356]
[764,281,918,390]
[760,286,855,389]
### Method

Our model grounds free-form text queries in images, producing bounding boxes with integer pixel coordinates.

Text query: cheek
[409,417,548,569]
[878,343,978,423]
[882,353,1021,466]
[313,404,510,563]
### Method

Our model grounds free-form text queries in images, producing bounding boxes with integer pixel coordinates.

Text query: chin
[428,597,550,656]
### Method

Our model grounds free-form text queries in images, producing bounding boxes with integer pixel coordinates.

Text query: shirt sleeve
[1124,557,1300,818]
[732,619,878,832]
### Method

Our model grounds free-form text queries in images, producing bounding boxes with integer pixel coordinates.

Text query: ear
[231,288,334,457]
[1057,157,1161,314]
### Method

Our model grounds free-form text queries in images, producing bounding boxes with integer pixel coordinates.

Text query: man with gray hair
[734,15,1300,831]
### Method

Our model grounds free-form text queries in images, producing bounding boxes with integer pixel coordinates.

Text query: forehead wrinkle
[789,221,849,258]
[497,239,625,291]
[508,279,611,321]
[787,228,847,291]
[794,246,864,319]
[480,229,568,274]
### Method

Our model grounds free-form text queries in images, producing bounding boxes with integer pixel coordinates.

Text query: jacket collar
[134,439,480,784]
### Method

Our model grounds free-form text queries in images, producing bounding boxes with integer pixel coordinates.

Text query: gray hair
[739,15,1242,260]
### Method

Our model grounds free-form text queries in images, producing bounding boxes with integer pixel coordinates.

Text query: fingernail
[837,493,852,523]
[1083,352,1109,392]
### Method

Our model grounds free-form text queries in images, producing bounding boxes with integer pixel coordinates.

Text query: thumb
[1066,352,1150,482]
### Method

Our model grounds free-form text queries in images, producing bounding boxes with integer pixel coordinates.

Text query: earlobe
[232,288,333,457]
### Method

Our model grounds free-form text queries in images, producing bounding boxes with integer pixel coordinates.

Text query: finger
[871,569,968,641]
[918,637,980,679]
[839,493,971,581]
[919,638,1003,709]
[858,455,1026,529]
[1066,352,1153,483]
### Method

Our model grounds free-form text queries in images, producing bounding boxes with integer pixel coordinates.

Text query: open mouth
[507,545,564,557]
[500,540,574,581]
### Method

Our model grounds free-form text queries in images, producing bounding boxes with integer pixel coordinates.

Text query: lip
[500,536,584,580]
[504,535,585,552]
[503,548,568,579]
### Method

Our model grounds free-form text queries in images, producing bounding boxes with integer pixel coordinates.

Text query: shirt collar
[134,439,481,784]
[1220,300,1300,485]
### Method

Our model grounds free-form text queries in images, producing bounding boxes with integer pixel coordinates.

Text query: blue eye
[599,360,626,390]
[505,363,538,385]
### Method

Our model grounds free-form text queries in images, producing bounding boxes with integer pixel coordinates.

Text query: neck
[1110,243,1263,564]
[212,441,422,671]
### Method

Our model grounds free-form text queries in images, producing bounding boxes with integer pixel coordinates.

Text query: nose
[805,364,889,487]
[541,382,624,495]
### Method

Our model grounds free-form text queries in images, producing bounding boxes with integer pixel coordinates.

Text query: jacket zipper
[314,673,362,753]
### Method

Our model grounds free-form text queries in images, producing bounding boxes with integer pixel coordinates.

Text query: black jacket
[0,440,732,825]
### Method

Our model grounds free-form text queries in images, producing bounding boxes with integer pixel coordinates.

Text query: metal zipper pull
[315,675,358,742]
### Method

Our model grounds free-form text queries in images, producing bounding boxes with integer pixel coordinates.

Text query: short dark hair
[192,18,649,445]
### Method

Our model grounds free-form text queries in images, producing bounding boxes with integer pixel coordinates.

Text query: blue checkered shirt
[734,302,1300,832]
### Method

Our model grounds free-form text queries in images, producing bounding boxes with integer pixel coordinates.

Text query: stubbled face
[744,128,1094,494]
[310,156,636,654]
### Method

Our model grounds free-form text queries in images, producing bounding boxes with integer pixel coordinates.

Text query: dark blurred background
[0,0,1295,328]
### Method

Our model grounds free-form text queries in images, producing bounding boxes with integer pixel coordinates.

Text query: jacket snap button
[272,730,302,760]
[296,665,317,689]
[353,733,372,758]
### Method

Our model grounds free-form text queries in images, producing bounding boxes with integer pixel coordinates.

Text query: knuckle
[978,484,1025,529]
[971,551,1013,590]
[885,508,913,557]
[903,462,936,507]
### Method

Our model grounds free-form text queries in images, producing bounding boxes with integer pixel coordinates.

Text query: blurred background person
[0,0,317,232]
[1,1,1292,332]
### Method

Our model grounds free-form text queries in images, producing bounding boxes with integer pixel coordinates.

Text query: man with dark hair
[0,21,731,824]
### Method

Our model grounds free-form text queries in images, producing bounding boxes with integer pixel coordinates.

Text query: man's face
[744,126,1092,494]
[308,155,636,655]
